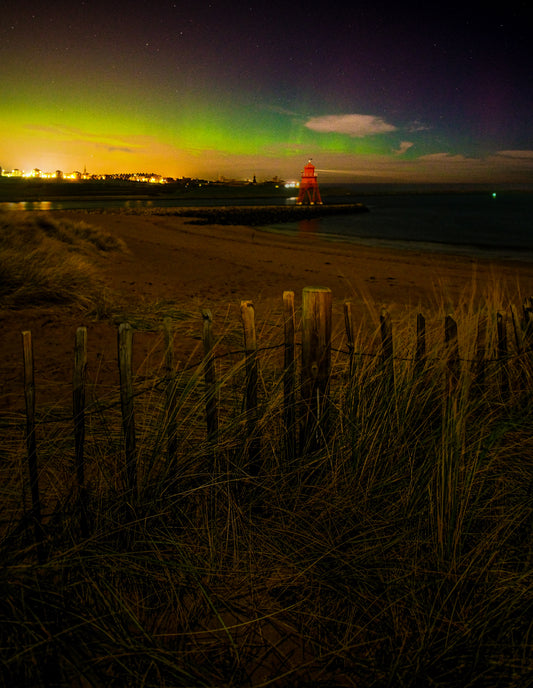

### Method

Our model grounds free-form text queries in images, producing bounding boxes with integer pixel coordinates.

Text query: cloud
[495,150,533,159]
[394,141,414,155]
[304,114,397,137]
[418,153,471,163]
[407,120,430,132]
[101,145,134,154]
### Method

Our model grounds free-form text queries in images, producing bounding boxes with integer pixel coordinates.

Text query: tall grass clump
[0,289,532,686]
[0,210,125,309]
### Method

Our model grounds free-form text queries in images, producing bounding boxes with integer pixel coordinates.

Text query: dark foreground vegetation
[0,209,125,309]
[1,212,532,687]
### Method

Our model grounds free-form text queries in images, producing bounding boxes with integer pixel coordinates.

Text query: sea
[3,183,532,262]
[267,184,533,262]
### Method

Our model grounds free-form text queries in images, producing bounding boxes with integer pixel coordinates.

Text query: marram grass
[0,210,125,309]
[1,291,532,686]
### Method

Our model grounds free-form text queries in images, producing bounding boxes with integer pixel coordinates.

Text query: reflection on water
[1,200,52,211]
[0,195,299,212]
[298,218,320,235]
[123,199,154,208]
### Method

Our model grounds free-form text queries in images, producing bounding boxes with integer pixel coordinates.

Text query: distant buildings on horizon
[0,166,177,184]
[0,165,297,187]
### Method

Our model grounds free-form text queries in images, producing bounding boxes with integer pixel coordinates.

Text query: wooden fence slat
[163,318,178,470]
[301,287,332,450]
[344,300,355,376]
[471,315,486,396]
[415,313,426,377]
[510,305,523,353]
[202,309,219,446]
[444,315,460,394]
[73,326,88,537]
[118,323,137,496]
[380,309,394,390]
[523,297,533,348]
[240,300,260,472]
[283,291,296,460]
[73,326,87,487]
[497,312,509,400]
[22,330,44,562]
[510,305,527,393]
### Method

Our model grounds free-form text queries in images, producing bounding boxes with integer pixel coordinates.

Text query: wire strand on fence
[6,309,532,430]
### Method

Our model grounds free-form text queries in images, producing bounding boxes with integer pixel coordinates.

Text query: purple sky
[1,0,531,182]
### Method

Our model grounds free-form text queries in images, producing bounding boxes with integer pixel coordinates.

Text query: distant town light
[1,168,168,183]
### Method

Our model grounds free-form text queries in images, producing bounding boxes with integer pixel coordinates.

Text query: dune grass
[0,210,125,309]
[1,289,532,686]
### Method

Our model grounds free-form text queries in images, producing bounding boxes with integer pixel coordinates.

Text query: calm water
[265,189,533,262]
[2,185,532,261]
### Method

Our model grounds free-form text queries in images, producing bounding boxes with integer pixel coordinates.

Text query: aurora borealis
[1,0,531,183]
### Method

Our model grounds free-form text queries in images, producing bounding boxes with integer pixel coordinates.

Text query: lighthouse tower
[296,160,323,205]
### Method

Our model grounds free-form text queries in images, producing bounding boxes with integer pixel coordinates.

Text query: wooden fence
[14,288,533,560]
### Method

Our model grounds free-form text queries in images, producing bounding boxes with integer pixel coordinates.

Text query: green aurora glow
[1,1,531,183]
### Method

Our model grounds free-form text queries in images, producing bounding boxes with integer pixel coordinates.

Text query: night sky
[1,0,532,183]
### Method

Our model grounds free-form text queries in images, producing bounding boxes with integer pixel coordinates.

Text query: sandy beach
[2,209,533,411]
[63,209,533,308]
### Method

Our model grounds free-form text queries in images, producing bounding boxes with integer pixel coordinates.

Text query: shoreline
[5,207,533,306]
[6,197,532,263]
[50,203,533,264]
[57,208,533,309]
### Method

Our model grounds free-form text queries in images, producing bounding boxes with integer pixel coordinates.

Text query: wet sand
[70,209,533,308]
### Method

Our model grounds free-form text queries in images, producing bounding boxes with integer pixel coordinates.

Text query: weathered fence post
[444,315,460,395]
[301,287,332,451]
[73,326,89,537]
[380,309,395,390]
[283,291,296,460]
[240,300,260,473]
[343,299,363,442]
[21,330,44,563]
[523,297,533,350]
[510,305,523,352]
[202,309,219,446]
[344,300,355,377]
[497,312,509,400]
[510,304,528,393]
[415,313,426,377]
[118,323,137,498]
[471,315,486,396]
[163,318,178,470]
[520,297,533,394]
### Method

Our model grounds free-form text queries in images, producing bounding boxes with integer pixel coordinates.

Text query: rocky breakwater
[141,203,369,226]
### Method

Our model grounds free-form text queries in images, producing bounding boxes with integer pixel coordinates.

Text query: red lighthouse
[296,160,323,205]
